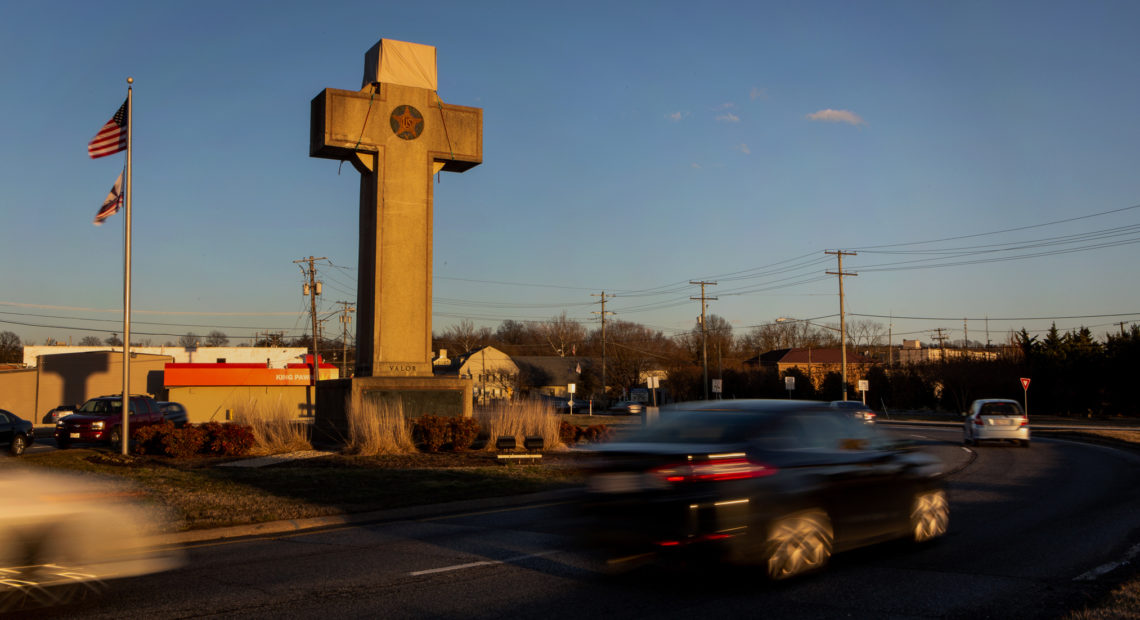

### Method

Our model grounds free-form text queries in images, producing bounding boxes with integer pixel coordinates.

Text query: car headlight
[92,421,105,430]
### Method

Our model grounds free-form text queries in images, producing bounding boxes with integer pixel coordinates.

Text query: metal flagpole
[121,77,134,456]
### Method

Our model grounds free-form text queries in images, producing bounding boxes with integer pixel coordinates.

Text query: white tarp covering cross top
[361,39,438,90]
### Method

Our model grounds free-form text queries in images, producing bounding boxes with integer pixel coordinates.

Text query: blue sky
[2,0,1139,348]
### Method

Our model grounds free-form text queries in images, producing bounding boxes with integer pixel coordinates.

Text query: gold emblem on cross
[390,105,424,140]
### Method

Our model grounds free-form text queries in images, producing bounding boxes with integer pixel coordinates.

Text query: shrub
[559,420,578,446]
[162,424,207,459]
[580,424,613,444]
[203,422,255,456]
[131,422,175,456]
[413,415,451,452]
[449,417,481,452]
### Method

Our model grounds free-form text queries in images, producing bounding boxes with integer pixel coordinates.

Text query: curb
[157,487,582,546]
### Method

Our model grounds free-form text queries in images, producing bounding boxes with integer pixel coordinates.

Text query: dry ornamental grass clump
[344,396,415,455]
[230,398,312,455]
[476,400,563,451]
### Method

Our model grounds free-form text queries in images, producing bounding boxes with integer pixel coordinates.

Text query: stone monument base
[314,375,473,445]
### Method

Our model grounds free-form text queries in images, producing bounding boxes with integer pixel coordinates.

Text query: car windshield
[78,399,122,415]
[980,403,1022,416]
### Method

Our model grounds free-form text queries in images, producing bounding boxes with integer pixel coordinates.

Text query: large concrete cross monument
[310,39,480,428]
[311,39,482,378]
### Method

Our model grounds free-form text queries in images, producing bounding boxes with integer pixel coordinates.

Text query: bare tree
[678,314,734,363]
[537,311,585,357]
[0,331,21,363]
[78,336,103,346]
[179,333,200,347]
[206,330,230,347]
[440,319,492,355]
[846,319,885,349]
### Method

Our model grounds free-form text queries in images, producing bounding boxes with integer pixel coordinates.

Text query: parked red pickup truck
[54,395,165,448]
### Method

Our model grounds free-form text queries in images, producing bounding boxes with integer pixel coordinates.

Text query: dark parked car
[42,404,78,425]
[576,400,948,580]
[54,395,164,448]
[0,409,35,456]
[830,399,877,423]
[157,401,188,428]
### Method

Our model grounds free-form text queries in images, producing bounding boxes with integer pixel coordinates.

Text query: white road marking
[1074,542,1140,581]
[961,447,974,454]
[409,551,560,577]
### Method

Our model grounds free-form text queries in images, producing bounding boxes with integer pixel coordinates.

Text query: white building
[22,346,308,369]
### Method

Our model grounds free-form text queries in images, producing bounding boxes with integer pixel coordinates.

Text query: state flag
[94,170,124,225]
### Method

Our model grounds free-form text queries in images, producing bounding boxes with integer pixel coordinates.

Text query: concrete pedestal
[314,375,473,444]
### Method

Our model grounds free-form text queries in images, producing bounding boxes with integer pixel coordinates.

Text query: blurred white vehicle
[0,469,182,612]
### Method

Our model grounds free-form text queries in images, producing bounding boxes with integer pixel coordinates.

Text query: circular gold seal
[390,105,424,140]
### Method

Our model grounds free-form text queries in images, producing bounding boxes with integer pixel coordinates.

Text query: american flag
[94,170,123,225]
[88,99,128,158]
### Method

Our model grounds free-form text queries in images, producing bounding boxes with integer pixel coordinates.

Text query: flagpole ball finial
[127,77,133,84]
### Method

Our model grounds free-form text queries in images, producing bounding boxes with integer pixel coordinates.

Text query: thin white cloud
[806,109,865,126]
[749,87,768,101]
[736,143,751,155]
[716,112,741,123]
[716,102,736,110]
[666,111,688,122]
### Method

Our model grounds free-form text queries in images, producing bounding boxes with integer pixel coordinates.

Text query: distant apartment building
[896,340,999,364]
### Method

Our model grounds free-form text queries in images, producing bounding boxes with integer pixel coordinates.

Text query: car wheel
[10,434,26,456]
[109,428,122,446]
[911,490,949,542]
[763,509,833,580]
[1020,440,1030,448]
[962,430,972,446]
[56,439,70,449]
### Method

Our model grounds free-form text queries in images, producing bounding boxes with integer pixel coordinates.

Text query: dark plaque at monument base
[314,376,473,444]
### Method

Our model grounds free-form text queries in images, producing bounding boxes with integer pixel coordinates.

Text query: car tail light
[1019,416,1029,427]
[650,457,777,484]
[974,417,985,426]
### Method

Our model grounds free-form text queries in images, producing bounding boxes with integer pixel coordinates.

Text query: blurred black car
[576,400,947,580]
[0,408,35,456]
[157,401,188,428]
[830,399,877,423]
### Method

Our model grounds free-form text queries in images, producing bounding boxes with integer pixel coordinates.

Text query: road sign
[712,379,722,394]
[568,383,576,394]
[785,376,795,390]
[857,380,869,392]
[1020,377,1031,391]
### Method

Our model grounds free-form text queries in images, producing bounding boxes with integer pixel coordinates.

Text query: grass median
[13,449,587,532]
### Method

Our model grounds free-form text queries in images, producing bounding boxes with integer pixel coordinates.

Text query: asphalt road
[13,427,1140,619]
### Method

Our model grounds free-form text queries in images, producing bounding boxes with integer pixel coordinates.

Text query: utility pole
[887,314,893,367]
[932,328,949,362]
[336,301,355,378]
[690,281,717,400]
[592,292,615,403]
[294,256,327,387]
[826,251,856,400]
[963,319,969,356]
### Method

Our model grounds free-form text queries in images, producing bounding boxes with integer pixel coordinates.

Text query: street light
[775,317,848,399]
